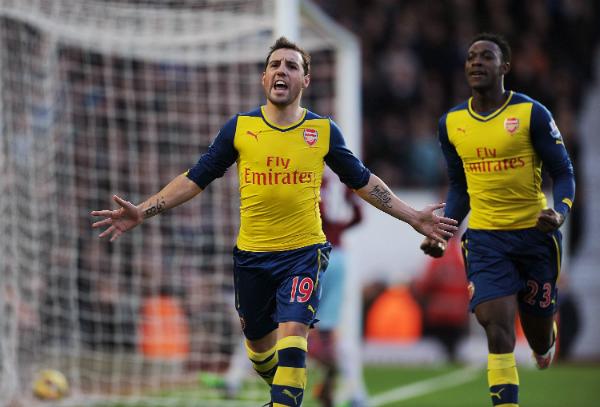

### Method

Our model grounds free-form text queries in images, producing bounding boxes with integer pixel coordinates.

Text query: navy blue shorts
[233,242,331,340]
[461,228,562,317]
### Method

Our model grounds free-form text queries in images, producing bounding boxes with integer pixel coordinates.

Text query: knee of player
[484,322,516,349]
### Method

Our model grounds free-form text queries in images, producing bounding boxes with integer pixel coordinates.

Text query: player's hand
[536,208,564,233]
[420,237,447,258]
[90,195,143,241]
[412,203,458,244]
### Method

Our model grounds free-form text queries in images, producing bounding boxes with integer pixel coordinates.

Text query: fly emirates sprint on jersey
[243,156,315,186]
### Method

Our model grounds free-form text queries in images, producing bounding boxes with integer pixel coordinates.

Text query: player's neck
[471,87,508,113]
[263,103,304,127]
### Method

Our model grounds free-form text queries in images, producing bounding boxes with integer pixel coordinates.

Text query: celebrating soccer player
[420,33,575,407]
[91,37,458,407]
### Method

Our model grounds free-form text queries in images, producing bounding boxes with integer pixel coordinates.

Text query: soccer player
[309,171,366,407]
[92,37,458,407]
[420,33,575,407]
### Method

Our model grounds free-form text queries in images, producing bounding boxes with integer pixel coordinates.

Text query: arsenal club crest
[303,128,318,146]
[504,117,519,134]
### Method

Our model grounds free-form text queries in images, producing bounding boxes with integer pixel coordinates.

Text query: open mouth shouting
[273,79,288,94]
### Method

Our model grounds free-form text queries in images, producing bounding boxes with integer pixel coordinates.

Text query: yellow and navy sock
[245,340,278,386]
[271,336,307,407]
[488,353,519,406]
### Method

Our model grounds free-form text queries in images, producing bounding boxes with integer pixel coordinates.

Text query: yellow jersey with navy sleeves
[186,106,371,252]
[439,91,575,230]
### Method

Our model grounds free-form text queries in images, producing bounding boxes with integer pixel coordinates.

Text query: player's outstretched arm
[91,173,203,241]
[355,174,458,243]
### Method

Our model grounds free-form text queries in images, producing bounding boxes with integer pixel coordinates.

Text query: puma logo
[490,387,505,400]
[457,127,466,134]
[246,130,260,141]
[282,389,302,405]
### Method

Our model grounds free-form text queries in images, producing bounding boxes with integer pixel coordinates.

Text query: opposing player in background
[420,33,575,407]
[309,170,366,407]
[411,237,469,363]
[92,37,458,407]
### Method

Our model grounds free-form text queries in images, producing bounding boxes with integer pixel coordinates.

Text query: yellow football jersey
[440,91,574,230]
[187,106,370,251]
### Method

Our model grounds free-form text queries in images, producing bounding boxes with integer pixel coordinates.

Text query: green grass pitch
[362,364,600,407]
[93,362,600,406]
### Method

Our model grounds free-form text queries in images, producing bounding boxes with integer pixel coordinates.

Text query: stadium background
[1,0,600,406]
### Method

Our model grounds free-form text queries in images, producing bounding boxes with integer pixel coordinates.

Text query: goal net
[0,0,360,405]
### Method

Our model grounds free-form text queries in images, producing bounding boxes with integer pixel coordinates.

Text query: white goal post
[0,0,362,406]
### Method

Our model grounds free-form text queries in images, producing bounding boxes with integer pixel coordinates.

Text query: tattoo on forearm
[369,185,393,209]
[143,197,166,218]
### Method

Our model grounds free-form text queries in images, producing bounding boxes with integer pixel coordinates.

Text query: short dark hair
[469,33,511,63]
[265,36,311,75]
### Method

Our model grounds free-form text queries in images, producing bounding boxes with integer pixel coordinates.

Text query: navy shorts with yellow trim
[461,228,562,317]
[233,242,331,340]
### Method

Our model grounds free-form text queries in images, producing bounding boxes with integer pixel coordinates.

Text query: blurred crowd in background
[315,0,599,190]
